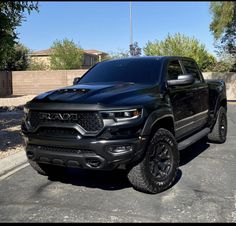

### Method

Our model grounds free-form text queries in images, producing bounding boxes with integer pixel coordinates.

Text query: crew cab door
[165,59,196,140]
[180,59,209,130]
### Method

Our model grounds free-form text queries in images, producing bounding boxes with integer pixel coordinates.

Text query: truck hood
[31,82,160,107]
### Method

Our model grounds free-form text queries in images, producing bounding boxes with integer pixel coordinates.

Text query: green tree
[6,43,30,71]
[210,2,235,39]
[209,2,236,71]
[129,41,142,56]
[0,1,39,70]
[143,33,216,71]
[50,39,84,70]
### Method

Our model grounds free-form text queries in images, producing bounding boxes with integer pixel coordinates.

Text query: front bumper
[23,134,147,170]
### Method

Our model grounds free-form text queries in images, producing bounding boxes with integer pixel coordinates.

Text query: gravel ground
[0,95,34,159]
[0,111,24,159]
[0,95,35,111]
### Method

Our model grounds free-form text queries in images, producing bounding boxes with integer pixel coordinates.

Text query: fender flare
[141,108,174,137]
[213,93,227,119]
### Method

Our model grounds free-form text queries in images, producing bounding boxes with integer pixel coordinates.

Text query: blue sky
[17,1,216,56]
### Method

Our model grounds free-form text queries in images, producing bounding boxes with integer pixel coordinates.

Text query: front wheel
[127,128,179,194]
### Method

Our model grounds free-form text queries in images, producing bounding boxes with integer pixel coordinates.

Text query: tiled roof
[83,49,107,55]
[30,49,107,56]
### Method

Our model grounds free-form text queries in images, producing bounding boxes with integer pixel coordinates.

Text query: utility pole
[129,1,134,56]
[130,1,133,47]
[129,2,141,56]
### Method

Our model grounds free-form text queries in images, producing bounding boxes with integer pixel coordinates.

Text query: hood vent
[57,88,89,94]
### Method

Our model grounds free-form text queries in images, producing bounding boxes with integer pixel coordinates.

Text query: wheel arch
[141,109,175,137]
[220,98,227,110]
[214,97,227,119]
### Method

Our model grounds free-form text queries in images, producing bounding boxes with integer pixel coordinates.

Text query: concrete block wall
[202,72,236,100]
[0,71,12,97]
[9,70,236,100]
[12,70,88,95]
[65,69,88,86]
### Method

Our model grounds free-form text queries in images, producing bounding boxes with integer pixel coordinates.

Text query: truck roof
[106,56,195,63]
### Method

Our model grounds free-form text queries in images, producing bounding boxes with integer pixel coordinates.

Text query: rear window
[79,59,162,84]
[167,60,184,80]
[181,60,201,81]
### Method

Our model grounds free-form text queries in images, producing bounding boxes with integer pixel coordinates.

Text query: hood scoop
[57,88,89,94]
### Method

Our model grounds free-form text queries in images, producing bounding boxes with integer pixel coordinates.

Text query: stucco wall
[31,56,51,68]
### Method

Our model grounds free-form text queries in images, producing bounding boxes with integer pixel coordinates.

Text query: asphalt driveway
[0,105,235,222]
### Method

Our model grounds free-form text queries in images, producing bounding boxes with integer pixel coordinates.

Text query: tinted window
[167,60,183,80]
[182,60,201,81]
[79,59,161,84]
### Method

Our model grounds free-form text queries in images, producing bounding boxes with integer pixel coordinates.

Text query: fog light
[107,145,134,154]
[22,136,28,145]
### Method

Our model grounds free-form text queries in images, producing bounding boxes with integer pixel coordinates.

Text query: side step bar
[178,128,210,151]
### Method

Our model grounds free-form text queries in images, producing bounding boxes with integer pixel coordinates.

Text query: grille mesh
[27,145,94,155]
[28,111,104,133]
[36,127,79,139]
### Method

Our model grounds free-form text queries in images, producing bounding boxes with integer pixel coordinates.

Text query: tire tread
[128,128,179,194]
[208,106,227,143]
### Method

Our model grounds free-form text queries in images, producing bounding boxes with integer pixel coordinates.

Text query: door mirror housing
[73,77,80,85]
[167,74,195,86]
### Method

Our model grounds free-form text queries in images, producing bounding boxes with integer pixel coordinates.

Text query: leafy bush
[27,60,49,71]
[210,60,236,72]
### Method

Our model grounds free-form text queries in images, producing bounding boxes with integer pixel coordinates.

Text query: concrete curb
[0,151,28,178]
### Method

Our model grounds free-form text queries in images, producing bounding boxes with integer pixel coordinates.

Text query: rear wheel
[208,106,227,143]
[127,128,179,194]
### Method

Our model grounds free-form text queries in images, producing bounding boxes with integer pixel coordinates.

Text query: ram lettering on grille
[28,111,104,133]
[39,112,78,121]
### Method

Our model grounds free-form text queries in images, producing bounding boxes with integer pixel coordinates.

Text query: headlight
[23,106,29,122]
[101,108,142,122]
[23,106,29,114]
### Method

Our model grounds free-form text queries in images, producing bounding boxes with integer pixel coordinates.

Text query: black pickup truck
[21,56,227,193]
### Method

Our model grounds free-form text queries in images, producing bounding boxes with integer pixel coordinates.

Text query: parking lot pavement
[0,105,235,222]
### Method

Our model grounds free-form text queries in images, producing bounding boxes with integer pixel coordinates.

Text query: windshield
[79,58,162,84]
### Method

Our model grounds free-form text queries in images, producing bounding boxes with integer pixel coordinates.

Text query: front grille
[28,111,104,134]
[29,111,41,128]
[36,128,79,139]
[27,144,95,155]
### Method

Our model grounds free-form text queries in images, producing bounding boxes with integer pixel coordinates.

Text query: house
[29,49,108,69]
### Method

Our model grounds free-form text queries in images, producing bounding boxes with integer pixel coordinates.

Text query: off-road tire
[28,159,64,176]
[127,128,179,194]
[208,106,227,143]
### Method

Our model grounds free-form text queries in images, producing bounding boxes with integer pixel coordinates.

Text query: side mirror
[167,74,195,86]
[73,77,80,85]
